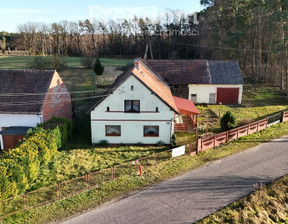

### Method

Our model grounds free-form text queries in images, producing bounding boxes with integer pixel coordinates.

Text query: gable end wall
[42,72,72,122]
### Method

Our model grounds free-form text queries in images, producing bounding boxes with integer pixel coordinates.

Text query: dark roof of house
[142,59,243,85]
[0,70,55,114]
[89,66,179,114]
[0,126,32,135]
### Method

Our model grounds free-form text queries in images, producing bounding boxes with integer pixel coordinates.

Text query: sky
[0,0,204,33]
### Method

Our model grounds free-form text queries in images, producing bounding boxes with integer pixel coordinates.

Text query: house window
[107,107,110,112]
[125,100,140,113]
[105,125,121,136]
[156,107,159,112]
[131,85,134,90]
[144,126,159,137]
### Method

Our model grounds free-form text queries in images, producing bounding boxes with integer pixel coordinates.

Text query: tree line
[2,1,288,87]
[1,10,200,59]
[200,0,288,88]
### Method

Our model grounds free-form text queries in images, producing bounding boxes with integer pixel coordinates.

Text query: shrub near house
[0,118,72,200]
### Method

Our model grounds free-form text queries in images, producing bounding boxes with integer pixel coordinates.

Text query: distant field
[0,56,133,69]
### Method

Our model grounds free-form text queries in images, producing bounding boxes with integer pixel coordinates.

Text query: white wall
[90,75,175,144]
[188,84,243,104]
[0,113,42,150]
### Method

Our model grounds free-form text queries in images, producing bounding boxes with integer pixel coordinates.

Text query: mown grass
[29,145,168,191]
[197,84,288,133]
[2,121,288,224]
[197,175,288,224]
[0,56,132,69]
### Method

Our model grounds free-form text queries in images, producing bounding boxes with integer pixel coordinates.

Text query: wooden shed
[0,127,31,151]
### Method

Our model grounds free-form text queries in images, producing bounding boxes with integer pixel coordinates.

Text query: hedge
[38,117,73,148]
[0,117,73,200]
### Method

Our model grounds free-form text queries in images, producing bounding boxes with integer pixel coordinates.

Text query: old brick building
[0,69,72,150]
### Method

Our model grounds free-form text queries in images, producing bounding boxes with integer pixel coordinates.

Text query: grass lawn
[197,84,288,133]
[197,175,288,224]
[3,121,288,224]
[29,145,168,191]
[0,56,132,69]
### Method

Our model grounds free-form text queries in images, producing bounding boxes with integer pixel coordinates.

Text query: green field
[0,56,132,69]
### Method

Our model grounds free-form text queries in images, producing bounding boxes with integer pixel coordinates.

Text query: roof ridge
[206,60,212,84]
[0,69,55,72]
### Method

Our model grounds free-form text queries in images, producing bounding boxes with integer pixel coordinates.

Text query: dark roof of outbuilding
[208,61,243,85]
[142,59,210,85]
[0,126,32,135]
[0,70,55,114]
[142,59,243,85]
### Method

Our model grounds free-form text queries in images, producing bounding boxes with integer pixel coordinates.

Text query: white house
[0,70,72,150]
[143,59,244,105]
[89,60,179,145]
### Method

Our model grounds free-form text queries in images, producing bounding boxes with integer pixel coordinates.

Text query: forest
[1,0,288,87]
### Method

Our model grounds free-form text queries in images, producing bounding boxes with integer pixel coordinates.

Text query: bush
[171,134,176,147]
[220,111,237,131]
[38,117,73,148]
[0,118,71,199]
[93,58,104,76]
[81,57,94,68]
[30,56,47,70]
[157,141,165,146]
[29,56,67,71]
[98,140,109,147]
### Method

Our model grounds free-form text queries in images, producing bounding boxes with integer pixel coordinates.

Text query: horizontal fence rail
[197,118,269,152]
[2,110,288,219]
[0,143,196,219]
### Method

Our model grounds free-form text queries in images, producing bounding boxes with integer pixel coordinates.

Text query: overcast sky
[0,0,204,33]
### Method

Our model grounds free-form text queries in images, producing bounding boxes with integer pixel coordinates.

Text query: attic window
[156,107,159,112]
[131,85,134,91]
[107,107,110,112]
[125,100,140,113]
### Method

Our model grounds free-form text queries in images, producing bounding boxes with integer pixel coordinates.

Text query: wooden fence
[2,110,288,219]
[0,143,196,219]
[198,111,288,152]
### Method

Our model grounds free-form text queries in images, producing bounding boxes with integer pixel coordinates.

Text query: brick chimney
[134,59,140,71]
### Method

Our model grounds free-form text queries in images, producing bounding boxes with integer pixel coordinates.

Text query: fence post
[237,127,239,139]
[197,138,201,154]
[256,121,259,132]
[24,194,29,211]
[111,167,115,180]
[86,174,90,189]
[214,136,216,149]
[57,183,61,199]
[226,131,228,143]
[189,144,192,155]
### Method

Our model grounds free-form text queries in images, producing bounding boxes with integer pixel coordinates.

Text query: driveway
[60,136,288,223]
